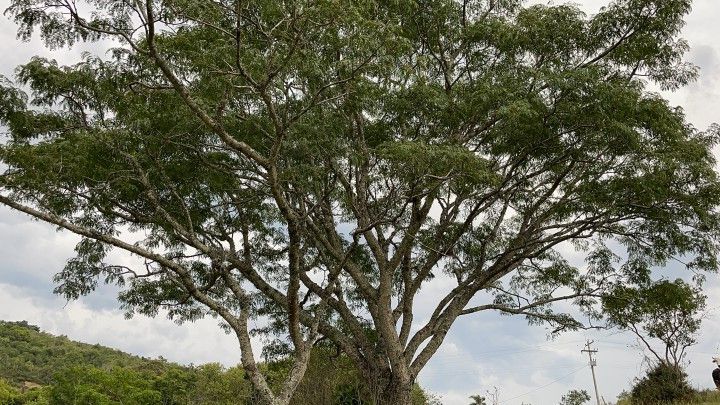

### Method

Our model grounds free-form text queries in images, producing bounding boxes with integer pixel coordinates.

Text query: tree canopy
[1,0,719,403]
[603,278,706,367]
[559,389,591,405]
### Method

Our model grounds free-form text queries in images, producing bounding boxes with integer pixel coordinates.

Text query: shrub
[630,362,695,404]
[0,378,21,405]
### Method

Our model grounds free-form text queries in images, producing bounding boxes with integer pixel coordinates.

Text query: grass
[693,390,720,405]
[616,390,720,405]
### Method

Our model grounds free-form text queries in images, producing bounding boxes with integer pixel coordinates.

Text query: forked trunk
[365,369,414,405]
[379,380,414,405]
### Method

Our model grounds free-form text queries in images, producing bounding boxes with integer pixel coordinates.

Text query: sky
[0,0,719,404]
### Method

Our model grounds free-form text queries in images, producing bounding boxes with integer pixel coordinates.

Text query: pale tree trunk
[362,366,415,405]
[380,379,414,405]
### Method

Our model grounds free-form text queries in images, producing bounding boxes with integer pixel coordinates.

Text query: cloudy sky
[1,1,719,404]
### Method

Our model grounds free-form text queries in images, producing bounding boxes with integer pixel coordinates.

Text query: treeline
[0,321,437,405]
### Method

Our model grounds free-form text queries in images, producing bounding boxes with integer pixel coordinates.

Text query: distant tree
[2,0,720,403]
[0,379,50,405]
[18,387,51,405]
[469,394,488,405]
[559,389,591,405]
[183,363,239,405]
[0,378,20,405]
[152,366,196,405]
[602,279,706,368]
[7,321,40,332]
[49,366,162,405]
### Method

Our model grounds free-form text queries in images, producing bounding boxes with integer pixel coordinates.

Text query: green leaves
[604,279,705,330]
[53,238,115,300]
[515,4,589,62]
[50,366,162,405]
[378,141,496,191]
[559,389,591,405]
[603,279,706,366]
[0,0,719,396]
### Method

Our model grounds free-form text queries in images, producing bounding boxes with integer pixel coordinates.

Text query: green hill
[0,320,173,387]
[0,320,437,405]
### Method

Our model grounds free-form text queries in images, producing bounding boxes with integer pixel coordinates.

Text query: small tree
[469,395,488,405]
[602,279,706,368]
[630,362,695,404]
[559,389,590,405]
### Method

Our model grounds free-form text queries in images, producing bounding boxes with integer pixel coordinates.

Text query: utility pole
[581,340,601,405]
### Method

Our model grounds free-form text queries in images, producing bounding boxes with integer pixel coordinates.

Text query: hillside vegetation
[0,321,436,405]
[0,321,171,386]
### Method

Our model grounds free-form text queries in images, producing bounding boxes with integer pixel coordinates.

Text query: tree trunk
[376,376,414,405]
[363,370,414,405]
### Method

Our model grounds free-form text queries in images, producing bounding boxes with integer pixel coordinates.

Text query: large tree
[1,0,719,403]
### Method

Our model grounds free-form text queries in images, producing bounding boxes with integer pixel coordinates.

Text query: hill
[0,320,173,387]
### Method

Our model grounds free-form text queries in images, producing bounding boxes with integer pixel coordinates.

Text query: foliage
[0,378,50,405]
[616,390,632,404]
[2,0,720,403]
[603,279,706,367]
[0,321,170,387]
[469,395,488,405]
[630,362,695,404]
[49,366,162,405]
[0,379,20,405]
[559,389,591,405]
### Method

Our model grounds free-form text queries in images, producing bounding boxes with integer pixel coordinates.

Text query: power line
[430,338,634,364]
[429,339,591,361]
[497,366,587,404]
[425,363,589,378]
[423,361,638,377]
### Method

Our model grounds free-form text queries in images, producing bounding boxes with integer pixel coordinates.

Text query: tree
[559,389,590,405]
[469,394,488,405]
[602,279,706,368]
[1,0,719,404]
[629,362,695,404]
[49,366,162,405]
[0,379,50,405]
[0,378,20,405]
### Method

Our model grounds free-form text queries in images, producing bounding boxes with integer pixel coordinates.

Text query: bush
[0,378,21,405]
[49,366,162,405]
[630,362,695,404]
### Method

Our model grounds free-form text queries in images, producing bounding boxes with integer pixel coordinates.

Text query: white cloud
[0,281,254,366]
